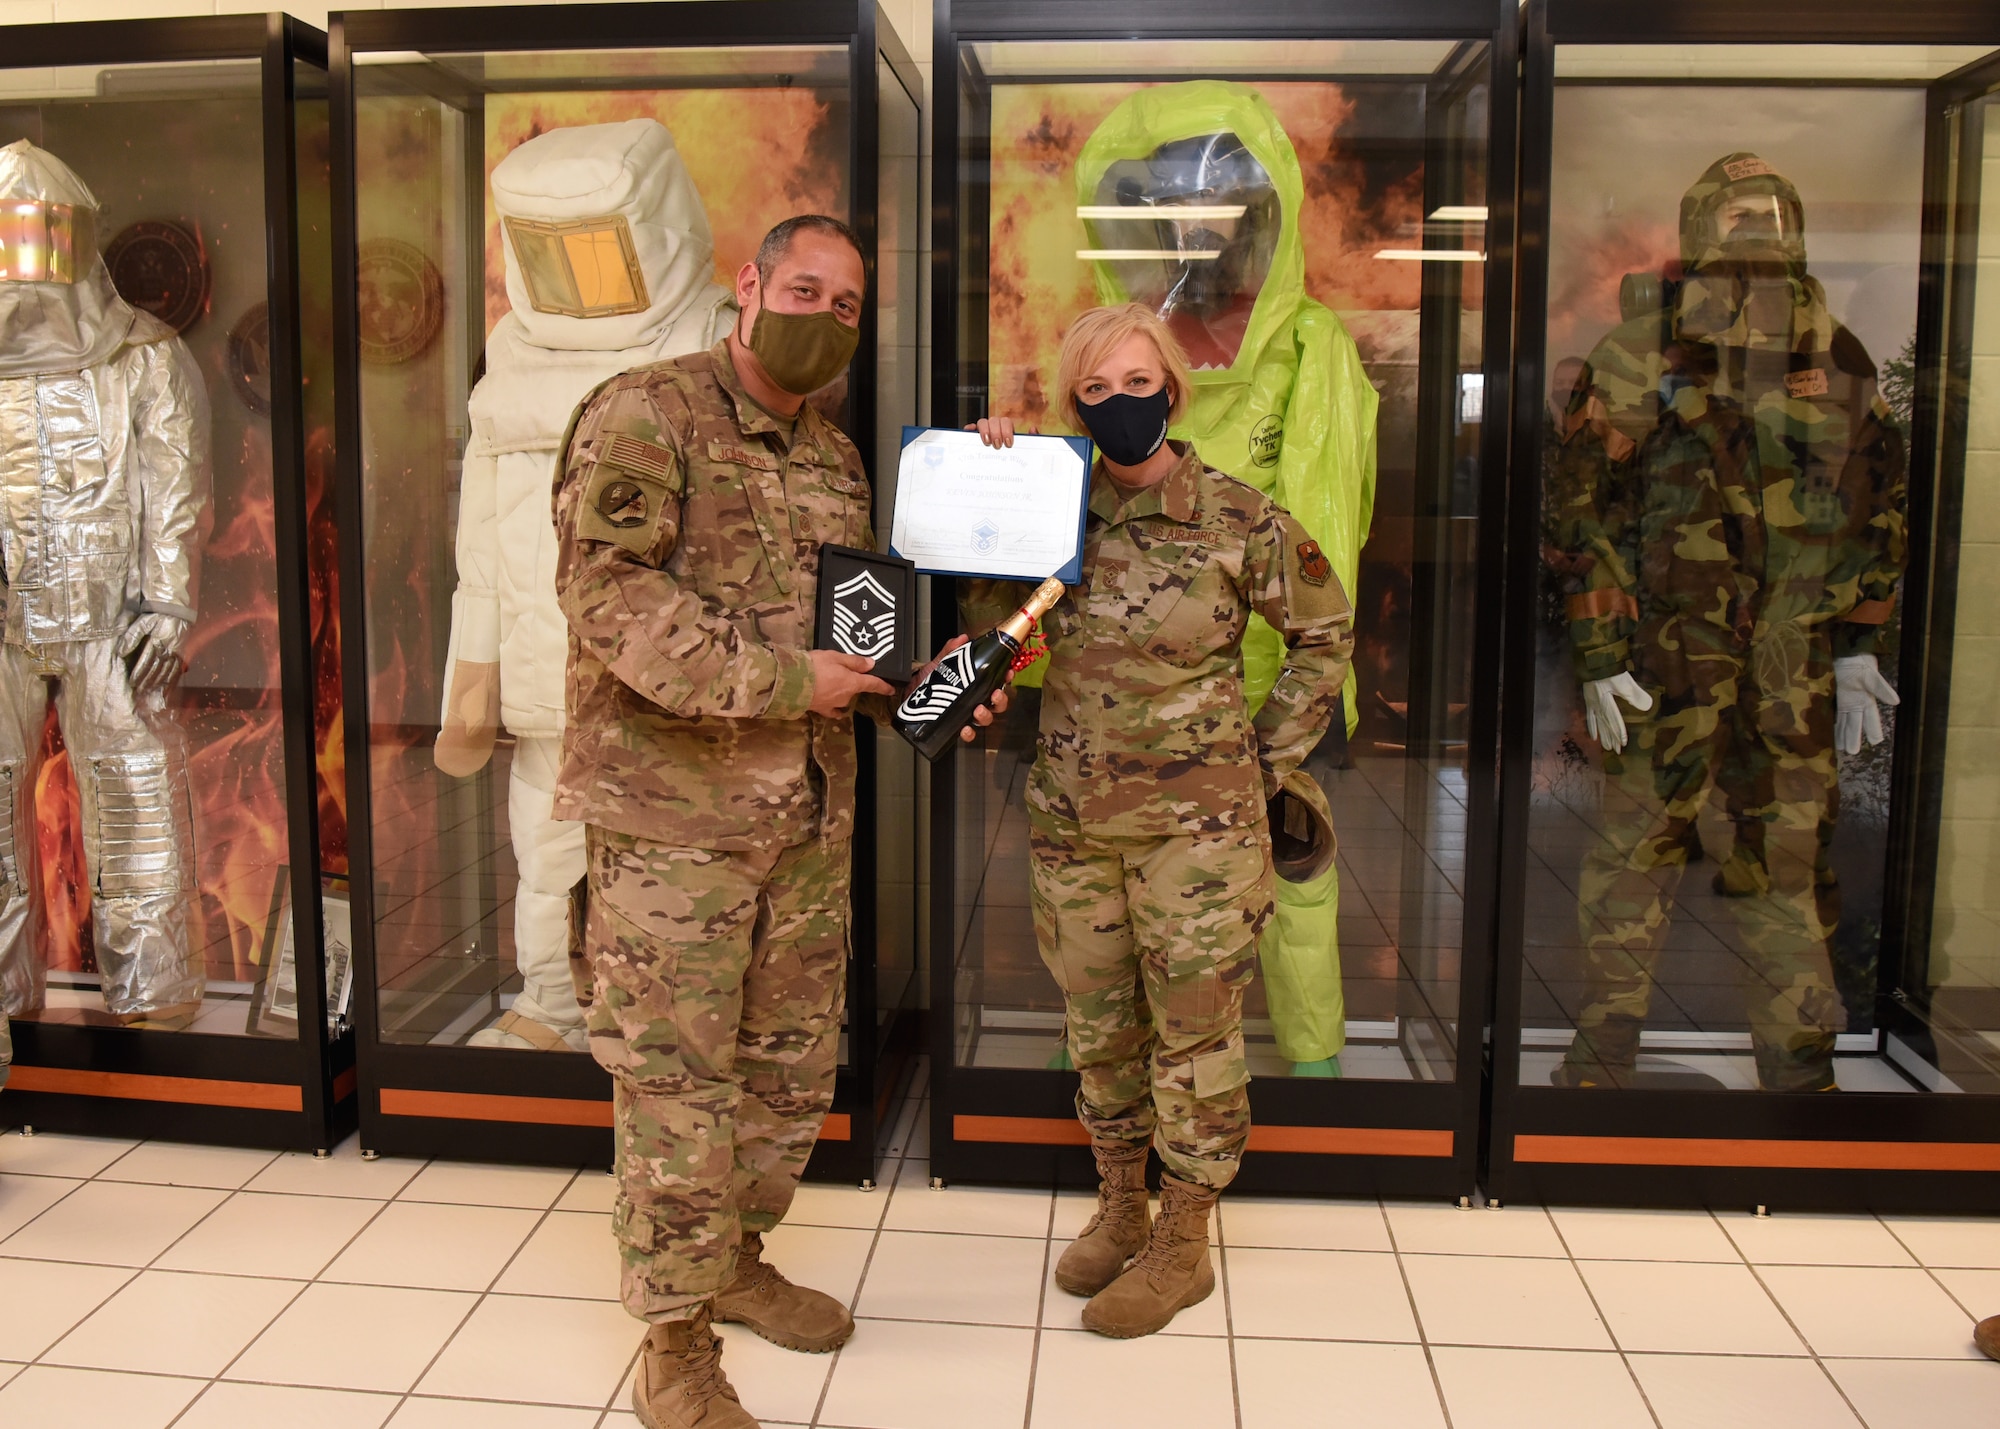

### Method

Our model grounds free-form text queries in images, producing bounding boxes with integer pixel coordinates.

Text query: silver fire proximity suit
[0,139,210,1023]
[434,120,734,1051]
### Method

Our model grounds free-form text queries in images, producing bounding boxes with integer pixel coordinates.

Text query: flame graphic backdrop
[985,81,1428,430]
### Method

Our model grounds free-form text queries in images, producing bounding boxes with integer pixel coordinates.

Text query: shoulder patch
[603,433,675,480]
[576,460,675,559]
[1295,540,1332,586]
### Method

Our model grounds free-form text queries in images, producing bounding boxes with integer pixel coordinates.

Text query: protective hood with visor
[0,139,148,378]
[1672,151,1835,352]
[1083,129,1281,371]
[493,119,721,351]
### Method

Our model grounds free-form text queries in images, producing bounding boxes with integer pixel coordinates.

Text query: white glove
[116,613,191,696]
[1582,672,1653,754]
[1834,654,1899,755]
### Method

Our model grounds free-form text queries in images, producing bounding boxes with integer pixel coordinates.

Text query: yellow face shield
[503,213,649,319]
[0,200,95,283]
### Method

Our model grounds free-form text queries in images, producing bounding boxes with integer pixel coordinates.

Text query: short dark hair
[755,214,865,286]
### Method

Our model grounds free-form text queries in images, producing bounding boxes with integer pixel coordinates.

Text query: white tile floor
[0,1063,1996,1428]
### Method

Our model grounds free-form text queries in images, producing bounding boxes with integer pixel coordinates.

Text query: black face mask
[1077,387,1171,468]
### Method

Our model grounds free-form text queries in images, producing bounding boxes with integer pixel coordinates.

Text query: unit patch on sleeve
[1295,539,1332,586]
[577,459,675,558]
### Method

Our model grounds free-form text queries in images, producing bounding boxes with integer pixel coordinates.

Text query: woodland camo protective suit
[1075,82,1379,1068]
[1547,152,1907,1091]
[0,139,209,1025]
[435,120,734,1051]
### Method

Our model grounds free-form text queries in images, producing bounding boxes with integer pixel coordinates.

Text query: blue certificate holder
[889,425,1093,585]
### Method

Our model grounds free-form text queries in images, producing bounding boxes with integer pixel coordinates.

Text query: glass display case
[332,2,924,1178]
[1490,0,2000,1209]
[928,0,1517,1197]
[0,15,349,1149]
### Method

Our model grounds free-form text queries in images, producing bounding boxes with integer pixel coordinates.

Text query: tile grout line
[162,1147,424,1426]
[1381,1198,1457,1429]
[1217,1199,1243,1429]
[805,1137,901,1428]
[1543,1206,1666,1429]
[1015,1164,1057,1429]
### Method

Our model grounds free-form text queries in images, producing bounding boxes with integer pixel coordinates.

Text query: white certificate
[889,426,1092,583]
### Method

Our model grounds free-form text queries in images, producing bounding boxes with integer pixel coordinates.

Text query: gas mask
[1084,131,1280,369]
[503,214,649,319]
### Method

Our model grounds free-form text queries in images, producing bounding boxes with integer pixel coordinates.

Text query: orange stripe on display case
[954,1115,1451,1157]
[1248,1125,1454,1158]
[376,1088,851,1141]
[8,1065,303,1112]
[333,1067,358,1101]
[1514,1135,2000,1172]
[380,1088,613,1127]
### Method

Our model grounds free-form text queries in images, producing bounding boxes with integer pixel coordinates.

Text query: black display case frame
[1488,0,2000,1212]
[329,1,924,1182]
[926,0,1521,1201]
[0,14,351,1152]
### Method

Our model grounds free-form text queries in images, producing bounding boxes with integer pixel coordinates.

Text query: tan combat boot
[1080,1173,1217,1338]
[1976,1314,2000,1362]
[1054,1139,1151,1296]
[632,1303,759,1429]
[713,1231,854,1353]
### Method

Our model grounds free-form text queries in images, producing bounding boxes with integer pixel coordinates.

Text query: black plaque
[815,544,916,685]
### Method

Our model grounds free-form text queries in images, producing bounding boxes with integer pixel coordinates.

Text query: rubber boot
[1974,1314,1999,1362]
[713,1231,854,1353]
[631,1303,760,1429]
[1080,1173,1218,1338]
[1054,1139,1151,1297]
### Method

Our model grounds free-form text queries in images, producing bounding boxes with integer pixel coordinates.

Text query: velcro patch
[602,433,675,480]
[1784,368,1829,399]
[577,463,674,558]
[1722,156,1776,181]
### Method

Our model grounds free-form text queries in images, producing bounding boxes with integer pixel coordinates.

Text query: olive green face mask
[748,305,859,395]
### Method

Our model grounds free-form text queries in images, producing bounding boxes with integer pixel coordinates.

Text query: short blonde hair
[1054,303,1194,438]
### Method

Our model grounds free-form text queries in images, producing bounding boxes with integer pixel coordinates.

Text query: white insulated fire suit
[437,119,734,1051]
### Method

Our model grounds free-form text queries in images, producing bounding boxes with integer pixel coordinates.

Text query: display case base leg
[929,1175,946,1191]
[1487,1199,1504,1211]
[1458,1196,1473,1210]
[18,1125,32,1137]
[314,1148,330,1160]
[360,1148,380,1161]
[1754,1204,1771,1218]
[859,1178,876,1192]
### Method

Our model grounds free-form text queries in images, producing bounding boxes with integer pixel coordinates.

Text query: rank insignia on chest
[1785,368,1829,399]
[1295,539,1332,586]
[815,543,918,683]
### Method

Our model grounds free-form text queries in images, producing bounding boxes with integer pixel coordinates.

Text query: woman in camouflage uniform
[970,304,1352,1337]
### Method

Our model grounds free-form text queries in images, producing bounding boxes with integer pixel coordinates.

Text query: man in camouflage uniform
[553,215,892,1429]
[1547,153,1907,1092]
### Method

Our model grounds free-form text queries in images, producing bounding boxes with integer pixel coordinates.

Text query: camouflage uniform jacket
[1549,310,1907,698]
[979,444,1353,838]
[551,340,877,851]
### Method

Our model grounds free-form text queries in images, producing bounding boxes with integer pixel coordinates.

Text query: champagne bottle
[893,575,1067,762]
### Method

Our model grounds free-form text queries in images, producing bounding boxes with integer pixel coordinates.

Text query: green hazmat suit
[1072,80,1380,1066]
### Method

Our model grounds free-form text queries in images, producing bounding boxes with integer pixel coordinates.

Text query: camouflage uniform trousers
[1028,807,1274,1189]
[573,824,849,1323]
[1562,676,1845,1093]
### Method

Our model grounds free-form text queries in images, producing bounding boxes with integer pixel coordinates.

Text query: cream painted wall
[1932,122,2000,998]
